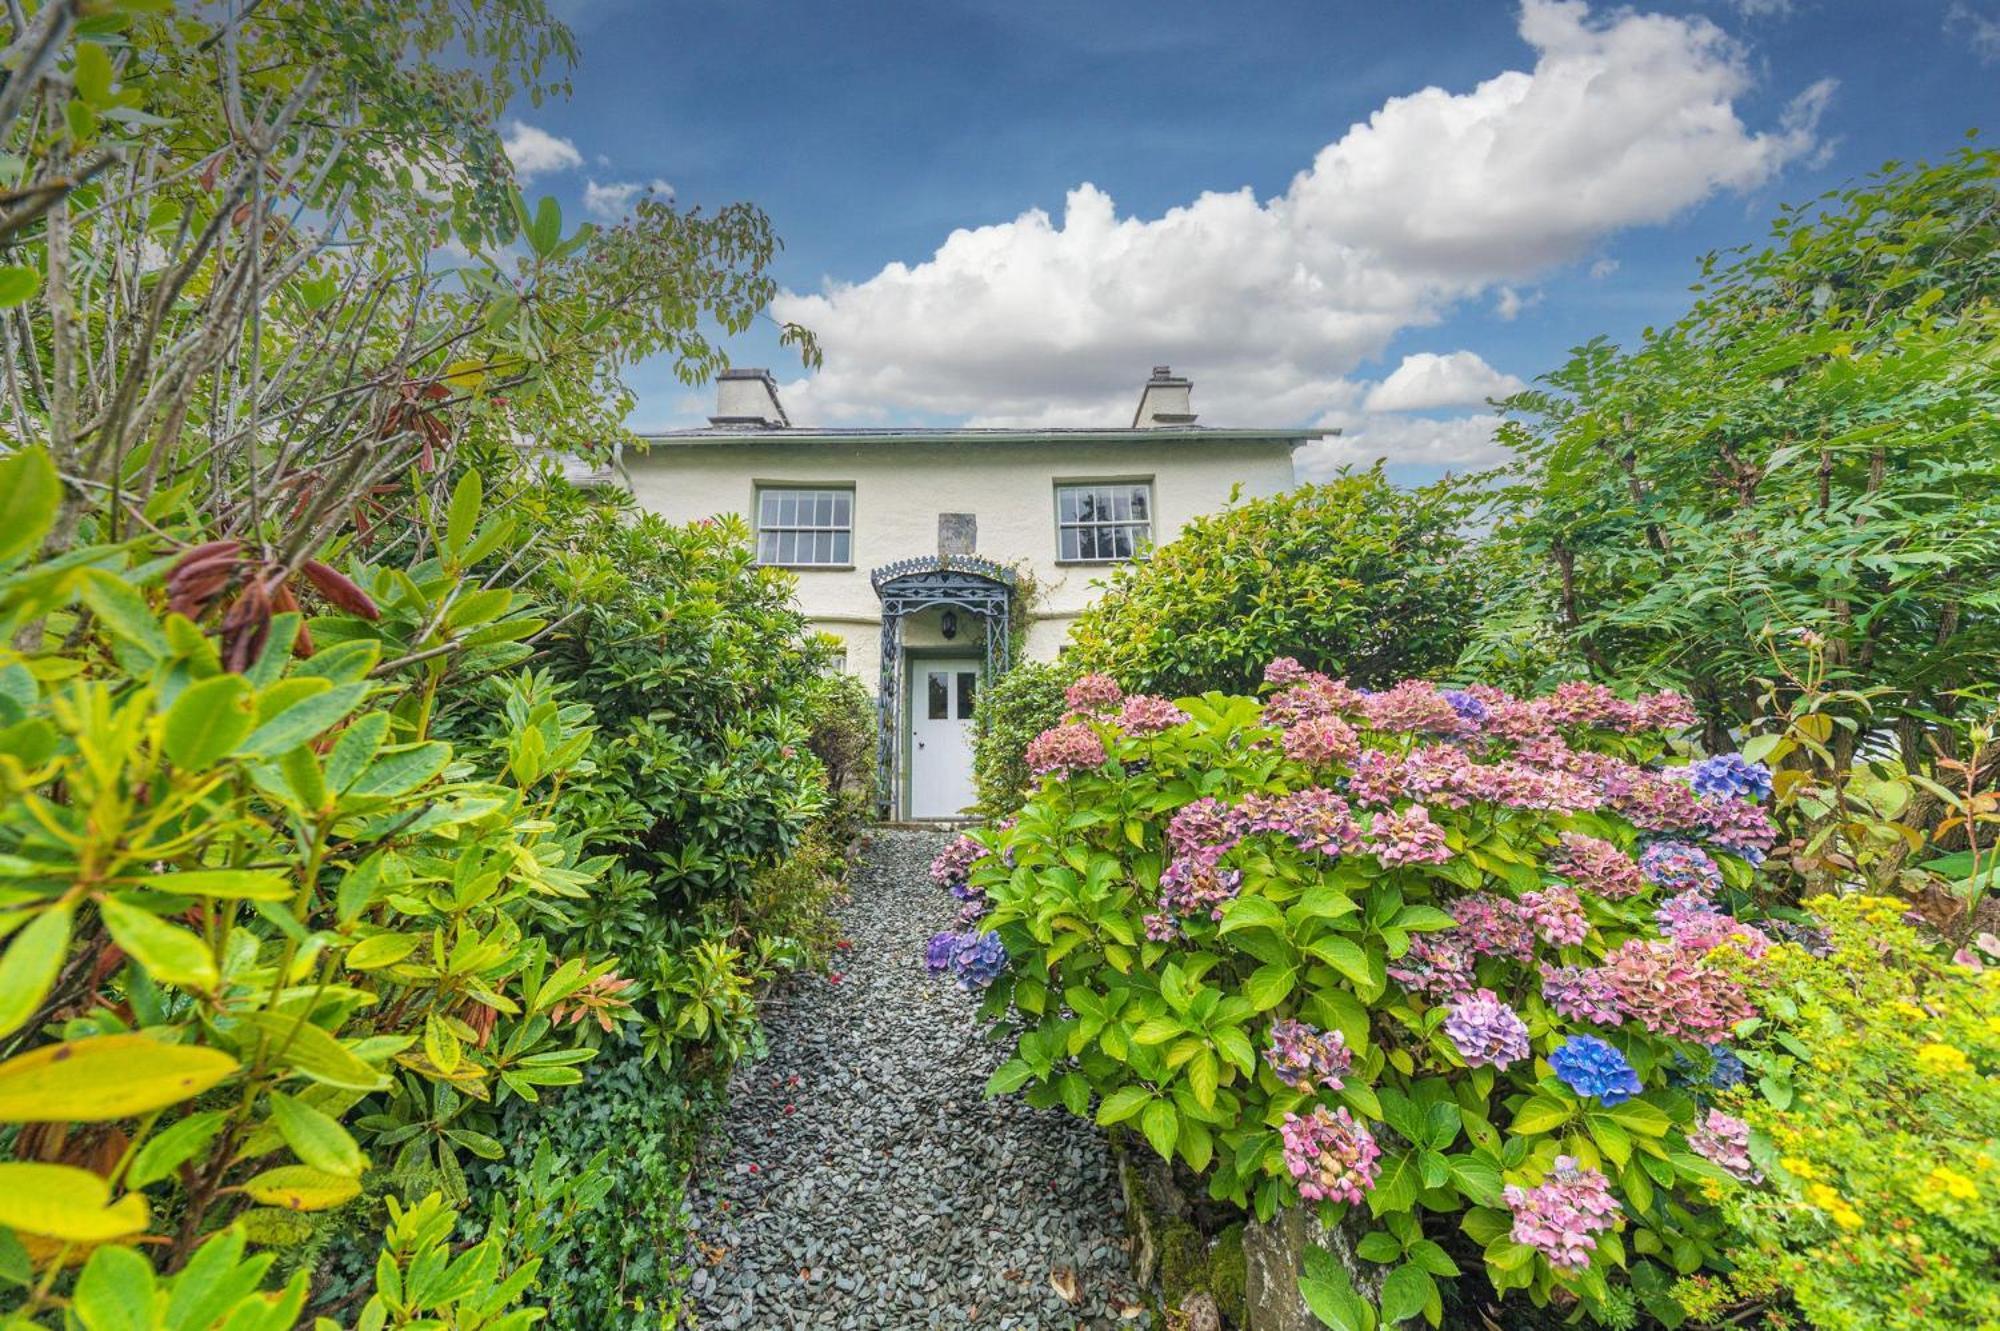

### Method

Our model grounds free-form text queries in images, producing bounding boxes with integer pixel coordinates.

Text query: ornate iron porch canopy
[870,555,1017,818]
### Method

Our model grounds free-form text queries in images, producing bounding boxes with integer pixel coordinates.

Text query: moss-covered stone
[1210,1223,1247,1326]
[1159,1221,1208,1304]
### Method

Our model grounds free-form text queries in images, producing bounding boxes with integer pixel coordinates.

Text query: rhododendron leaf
[240,1164,361,1211]
[0,1163,148,1241]
[0,1034,237,1122]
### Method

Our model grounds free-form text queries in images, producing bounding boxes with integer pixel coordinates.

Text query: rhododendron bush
[953,667,1781,1323]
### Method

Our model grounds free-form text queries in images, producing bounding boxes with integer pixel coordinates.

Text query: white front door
[909,658,979,819]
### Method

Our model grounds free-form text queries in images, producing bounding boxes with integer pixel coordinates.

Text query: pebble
[684,829,1149,1328]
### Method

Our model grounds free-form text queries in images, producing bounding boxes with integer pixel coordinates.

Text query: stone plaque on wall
[938,513,977,557]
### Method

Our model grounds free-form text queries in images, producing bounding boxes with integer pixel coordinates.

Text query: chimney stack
[709,368,791,428]
[1132,366,1196,427]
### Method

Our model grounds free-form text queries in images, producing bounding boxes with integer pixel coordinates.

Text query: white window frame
[754,485,854,568]
[1054,479,1153,563]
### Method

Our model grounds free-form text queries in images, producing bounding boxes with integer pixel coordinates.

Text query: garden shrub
[972,658,1079,817]
[1064,468,1484,699]
[1675,896,2000,1331]
[950,666,1782,1326]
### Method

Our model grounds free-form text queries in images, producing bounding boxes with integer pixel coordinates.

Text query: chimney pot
[1133,366,1196,427]
[709,368,790,428]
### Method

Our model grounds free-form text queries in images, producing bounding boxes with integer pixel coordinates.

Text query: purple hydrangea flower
[1388,931,1478,999]
[1264,1019,1352,1093]
[925,931,961,972]
[924,930,1008,991]
[1549,1036,1643,1106]
[1443,988,1530,1069]
[929,834,986,890]
[1441,689,1490,727]
[1685,753,1773,803]
[1638,840,1723,895]
[1539,963,1626,1025]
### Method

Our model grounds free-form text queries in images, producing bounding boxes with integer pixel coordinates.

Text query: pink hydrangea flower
[1688,1109,1761,1183]
[1238,788,1360,858]
[1024,722,1107,776]
[1519,885,1589,947]
[1549,833,1646,900]
[1117,693,1188,734]
[1345,749,1407,807]
[1598,939,1753,1042]
[1264,656,1311,686]
[1280,1106,1381,1205]
[1167,797,1239,857]
[1504,1156,1622,1271]
[1451,893,1536,960]
[1361,680,1468,735]
[1443,988,1530,1068]
[1064,673,1124,714]
[1368,805,1453,866]
[1283,714,1361,767]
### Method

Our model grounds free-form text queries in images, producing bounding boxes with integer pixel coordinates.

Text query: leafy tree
[1471,147,2000,770]
[1065,466,1485,699]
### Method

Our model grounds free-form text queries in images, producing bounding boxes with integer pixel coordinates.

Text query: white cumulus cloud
[583,177,675,220]
[1298,413,1511,482]
[1364,351,1527,413]
[771,0,1831,440]
[502,121,583,181]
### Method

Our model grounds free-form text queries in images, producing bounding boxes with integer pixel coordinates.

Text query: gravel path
[685,828,1149,1329]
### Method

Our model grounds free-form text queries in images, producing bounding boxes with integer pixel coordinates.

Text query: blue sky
[511,0,2000,484]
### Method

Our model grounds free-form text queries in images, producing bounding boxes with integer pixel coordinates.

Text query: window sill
[757,563,857,572]
[1053,558,1137,567]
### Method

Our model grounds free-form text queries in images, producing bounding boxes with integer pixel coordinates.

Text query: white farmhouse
[624,367,1326,819]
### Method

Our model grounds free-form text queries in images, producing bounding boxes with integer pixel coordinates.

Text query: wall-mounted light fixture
[940,610,959,640]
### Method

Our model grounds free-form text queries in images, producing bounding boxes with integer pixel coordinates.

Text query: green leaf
[127,1110,226,1189]
[1244,962,1296,1012]
[1378,1262,1436,1324]
[1217,896,1286,935]
[0,1034,237,1122]
[0,1164,148,1241]
[1095,1086,1152,1125]
[0,265,41,312]
[1356,1231,1404,1263]
[1140,1099,1180,1160]
[985,1060,1034,1096]
[241,1164,361,1211]
[1186,1048,1219,1110]
[163,674,256,770]
[238,683,369,759]
[72,42,114,106]
[268,1092,365,1178]
[1306,935,1373,989]
[72,1243,155,1331]
[0,446,58,568]
[444,470,483,558]
[79,569,169,660]
[99,895,218,991]
[1605,1099,1672,1137]
[1510,1094,1574,1135]
[144,869,291,901]
[0,905,73,1038]
[233,1012,388,1091]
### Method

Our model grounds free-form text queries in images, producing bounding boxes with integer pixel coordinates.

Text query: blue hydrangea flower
[924,932,961,972]
[1441,689,1490,726]
[952,932,1009,990]
[1550,1035,1643,1105]
[1704,1044,1747,1089]
[1685,754,1773,803]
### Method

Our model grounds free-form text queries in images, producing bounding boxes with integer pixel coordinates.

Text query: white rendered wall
[622,436,1295,689]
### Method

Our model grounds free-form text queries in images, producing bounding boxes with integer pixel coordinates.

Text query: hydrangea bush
[958,668,1778,1323]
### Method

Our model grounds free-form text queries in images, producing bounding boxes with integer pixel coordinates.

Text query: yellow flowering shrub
[1681,896,2000,1330]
